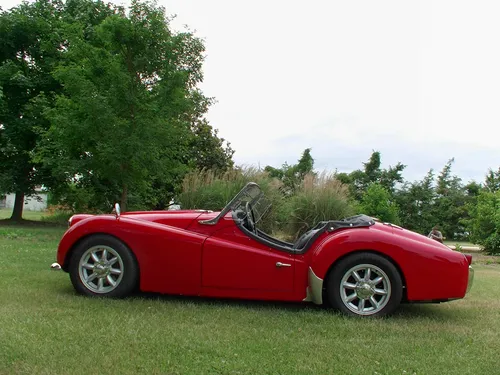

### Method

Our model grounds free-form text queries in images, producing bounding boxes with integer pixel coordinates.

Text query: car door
[201,226,295,296]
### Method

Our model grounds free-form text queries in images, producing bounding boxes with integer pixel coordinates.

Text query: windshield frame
[198,182,269,225]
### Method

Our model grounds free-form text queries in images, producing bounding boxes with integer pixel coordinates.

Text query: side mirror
[114,202,121,218]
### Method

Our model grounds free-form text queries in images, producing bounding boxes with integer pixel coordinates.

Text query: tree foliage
[264,148,314,193]
[394,169,435,233]
[337,151,406,201]
[0,0,63,219]
[360,183,400,224]
[467,190,500,254]
[3,0,234,213]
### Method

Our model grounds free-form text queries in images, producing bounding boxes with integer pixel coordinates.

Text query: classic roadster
[52,182,474,317]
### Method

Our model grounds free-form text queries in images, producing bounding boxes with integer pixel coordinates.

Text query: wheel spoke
[101,249,108,261]
[108,257,118,266]
[346,293,357,302]
[374,288,388,295]
[370,296,380,309]
[357,298,365,312]
[106,275,116,287]
[372,276,383,285]
[82,263,94,270]
[110,267,122,275]
[352,271,362,282]
[365,267,371,281]
[97,278,104,291]
[86,273,97,283]
[91,252,100,263]
[343,282,357,289]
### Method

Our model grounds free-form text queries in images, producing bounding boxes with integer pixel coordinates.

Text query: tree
[0,0,63,220]
[344,151,406,201]
[431,159,468,239]
[484,167,500,193]
[395,169,435,233]
[188,120,234,171]
[264,148,315,193]
[467,190,500,254]
[360,183,400,224]
[41,0,222,212]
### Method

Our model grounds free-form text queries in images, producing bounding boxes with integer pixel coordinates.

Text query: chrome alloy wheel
[78,245,124,294]
[339,264,392,316]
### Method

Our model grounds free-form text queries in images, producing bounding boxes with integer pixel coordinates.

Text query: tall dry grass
[178,168,356,239]
[287,172,356,239]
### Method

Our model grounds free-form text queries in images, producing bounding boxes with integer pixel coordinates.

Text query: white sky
[2,0,500,183]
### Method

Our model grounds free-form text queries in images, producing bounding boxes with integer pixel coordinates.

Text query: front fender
[57,216,208,294]
[309,225,469,301]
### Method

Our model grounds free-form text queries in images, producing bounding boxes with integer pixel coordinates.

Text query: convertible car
[51,182,474,317]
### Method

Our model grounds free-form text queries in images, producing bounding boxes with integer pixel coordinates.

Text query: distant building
[2,187,48,211]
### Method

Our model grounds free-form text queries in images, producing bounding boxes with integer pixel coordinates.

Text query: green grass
[0,208,48,221]
[1,225,499,375]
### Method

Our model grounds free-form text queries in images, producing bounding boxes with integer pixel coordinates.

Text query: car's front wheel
[326,253,403,317]
[69,234,138,297]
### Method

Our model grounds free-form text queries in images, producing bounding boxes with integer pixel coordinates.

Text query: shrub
[41,205,74,225]
[467,190,500,255]
[286,173,355,239]
[359,183,401,224]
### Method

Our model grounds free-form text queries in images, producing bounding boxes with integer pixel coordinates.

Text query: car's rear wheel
[69,234,138,297]
[326,253,402,317]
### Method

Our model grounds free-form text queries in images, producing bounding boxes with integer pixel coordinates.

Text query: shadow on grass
[55,283,465,320]
[0,218,64,227]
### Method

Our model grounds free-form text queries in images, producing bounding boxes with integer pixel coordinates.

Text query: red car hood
[121,210,219,229]
[69,209,220,230]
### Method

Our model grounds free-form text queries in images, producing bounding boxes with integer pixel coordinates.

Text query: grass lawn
[1,225,499,375]
[0,208,47,221]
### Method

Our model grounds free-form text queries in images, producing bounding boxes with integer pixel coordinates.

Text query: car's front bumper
[50,262,61,270]
[466,265,474,294]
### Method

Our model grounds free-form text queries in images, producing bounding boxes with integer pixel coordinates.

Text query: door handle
[276,262,291,268]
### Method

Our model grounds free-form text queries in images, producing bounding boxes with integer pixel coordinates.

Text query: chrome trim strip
[306,267,324,305]
[466,265,474,294]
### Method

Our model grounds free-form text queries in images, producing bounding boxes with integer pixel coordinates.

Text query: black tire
[326,252,403,317]
[69,234,138,298]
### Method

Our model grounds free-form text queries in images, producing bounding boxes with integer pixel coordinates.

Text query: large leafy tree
[42,0,223,212]
[0,0,63,220]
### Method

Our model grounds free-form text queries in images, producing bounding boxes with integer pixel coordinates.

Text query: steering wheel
[245,201,256,233]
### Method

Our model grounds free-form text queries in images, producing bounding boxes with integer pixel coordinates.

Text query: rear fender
[309,226,469,301]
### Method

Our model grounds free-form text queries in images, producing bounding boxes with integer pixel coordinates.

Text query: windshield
[198,182,272,225]
[232,184,272,224]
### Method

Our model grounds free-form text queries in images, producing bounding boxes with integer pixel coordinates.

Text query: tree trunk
[10,191,25,221]
[120,185,128,213]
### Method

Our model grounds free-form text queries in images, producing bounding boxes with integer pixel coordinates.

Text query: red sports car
[52,182,474,317]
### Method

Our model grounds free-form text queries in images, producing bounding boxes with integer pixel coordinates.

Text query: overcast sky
[3,0,500,183]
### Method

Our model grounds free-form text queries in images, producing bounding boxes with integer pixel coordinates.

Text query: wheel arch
[321,249,408,304]
[62,232,140,283]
